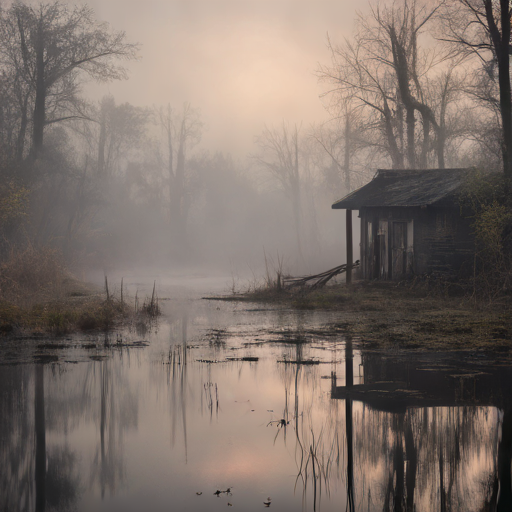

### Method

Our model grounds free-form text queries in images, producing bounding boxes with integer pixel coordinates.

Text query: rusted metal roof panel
[332,168,475,210]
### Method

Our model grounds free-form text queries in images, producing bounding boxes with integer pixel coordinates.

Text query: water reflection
[1,366,33,511]
[0,364,82,512]
[332,347,508,511]
[166,311,190,457]
[35,365,45,511]
[0,298,511,511]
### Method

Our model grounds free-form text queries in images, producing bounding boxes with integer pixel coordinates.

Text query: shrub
[460,172,512,299]
[0,245,64,304]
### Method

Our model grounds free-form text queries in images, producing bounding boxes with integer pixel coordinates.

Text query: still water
[1,276,511,511]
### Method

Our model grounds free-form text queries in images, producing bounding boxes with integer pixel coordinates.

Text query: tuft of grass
[10,295,132,335]
[0,247,152,335]
[140,281,160,317]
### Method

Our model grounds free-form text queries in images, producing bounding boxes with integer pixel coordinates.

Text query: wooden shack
[332,169,475,280]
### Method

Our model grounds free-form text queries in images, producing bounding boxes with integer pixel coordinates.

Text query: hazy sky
[80,0,364,156]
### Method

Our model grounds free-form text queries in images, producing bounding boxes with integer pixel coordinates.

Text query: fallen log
[283,260,360,290]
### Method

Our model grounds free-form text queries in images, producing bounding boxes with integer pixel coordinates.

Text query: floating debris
[37,343,69,350]
[214,488,232,496]
[267,419,289,428]
[226,356,259,362]
[34,354,59,364]
[115,340,150,348]
[89,355,108,362]
[277,359,320,365]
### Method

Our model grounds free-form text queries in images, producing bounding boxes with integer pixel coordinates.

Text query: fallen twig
[283,261,360,290]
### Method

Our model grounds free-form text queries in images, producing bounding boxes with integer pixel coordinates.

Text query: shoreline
[207,281,512,352]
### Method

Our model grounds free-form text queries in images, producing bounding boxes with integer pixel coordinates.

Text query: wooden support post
[346,209,353,285]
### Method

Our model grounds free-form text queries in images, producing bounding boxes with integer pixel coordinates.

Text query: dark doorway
[392,222,407,279]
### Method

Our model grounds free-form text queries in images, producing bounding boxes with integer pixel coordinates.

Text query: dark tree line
[2,0,512,276]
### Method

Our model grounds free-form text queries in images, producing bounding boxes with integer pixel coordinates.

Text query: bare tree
[255,123,304,258]
[319,0,460,170]
[311,103,376,198]
[439,0,512,180]
[0,1,138,157]
[95,96,149,176]
[156,103,203,246]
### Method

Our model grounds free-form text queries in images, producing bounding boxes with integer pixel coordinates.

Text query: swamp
[3,0,512,510]
[1,274,512,512]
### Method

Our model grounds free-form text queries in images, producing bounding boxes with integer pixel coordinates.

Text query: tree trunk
[384,100,404,169]
[32,20,46,156]
[15,91,29,163]
[437,125,446,169]
[166,106,175,223]
[497,0,512,181]
[344,116,351,191]
[291,188,303,261]
[481,0,512,179]
[420,116,429,168]
[406,105,416,169]
[292,133,303,261]
[97,109,106,175]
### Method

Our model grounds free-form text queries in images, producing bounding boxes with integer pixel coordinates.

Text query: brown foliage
[0,245,64,304]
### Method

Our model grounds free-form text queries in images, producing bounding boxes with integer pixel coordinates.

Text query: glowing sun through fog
[79,0,361,156]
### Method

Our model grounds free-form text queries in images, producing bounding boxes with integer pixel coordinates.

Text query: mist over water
[1,276,510,512]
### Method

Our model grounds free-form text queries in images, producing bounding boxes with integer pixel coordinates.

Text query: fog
[83,0,360,157]
[78,0,367,279]
[0,0,500,284]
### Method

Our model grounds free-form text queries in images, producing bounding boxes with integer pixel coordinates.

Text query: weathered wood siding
[359,206,474,279]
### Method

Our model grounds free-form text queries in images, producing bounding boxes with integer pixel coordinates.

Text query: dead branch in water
[284,261,360,290]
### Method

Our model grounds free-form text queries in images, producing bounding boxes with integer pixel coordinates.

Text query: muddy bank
[212,281,512,351]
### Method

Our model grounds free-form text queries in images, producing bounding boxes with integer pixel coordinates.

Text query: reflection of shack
[332,169,476,280]
[332,351,512,413]
[332,346,512,511]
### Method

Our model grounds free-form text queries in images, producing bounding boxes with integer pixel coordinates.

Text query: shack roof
[332,168,474,210]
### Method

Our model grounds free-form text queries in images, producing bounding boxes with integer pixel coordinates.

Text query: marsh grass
[0,246,158,335]
[140,281,160,317]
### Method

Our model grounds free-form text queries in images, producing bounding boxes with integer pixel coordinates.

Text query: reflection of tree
[0,366,33,512]
[0,364,82,512]
[285,339,502,512]
[35,365,46,512]
[46,447,81,511]
[354,405,499,511]
[37,365,82,512]
[345,337,355,512]
[167,311,190,459]
[277,332,337,511]
[89,358,138,498]
[498,408,512,511]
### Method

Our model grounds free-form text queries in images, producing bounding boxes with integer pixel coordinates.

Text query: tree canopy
[0,1,138,158]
